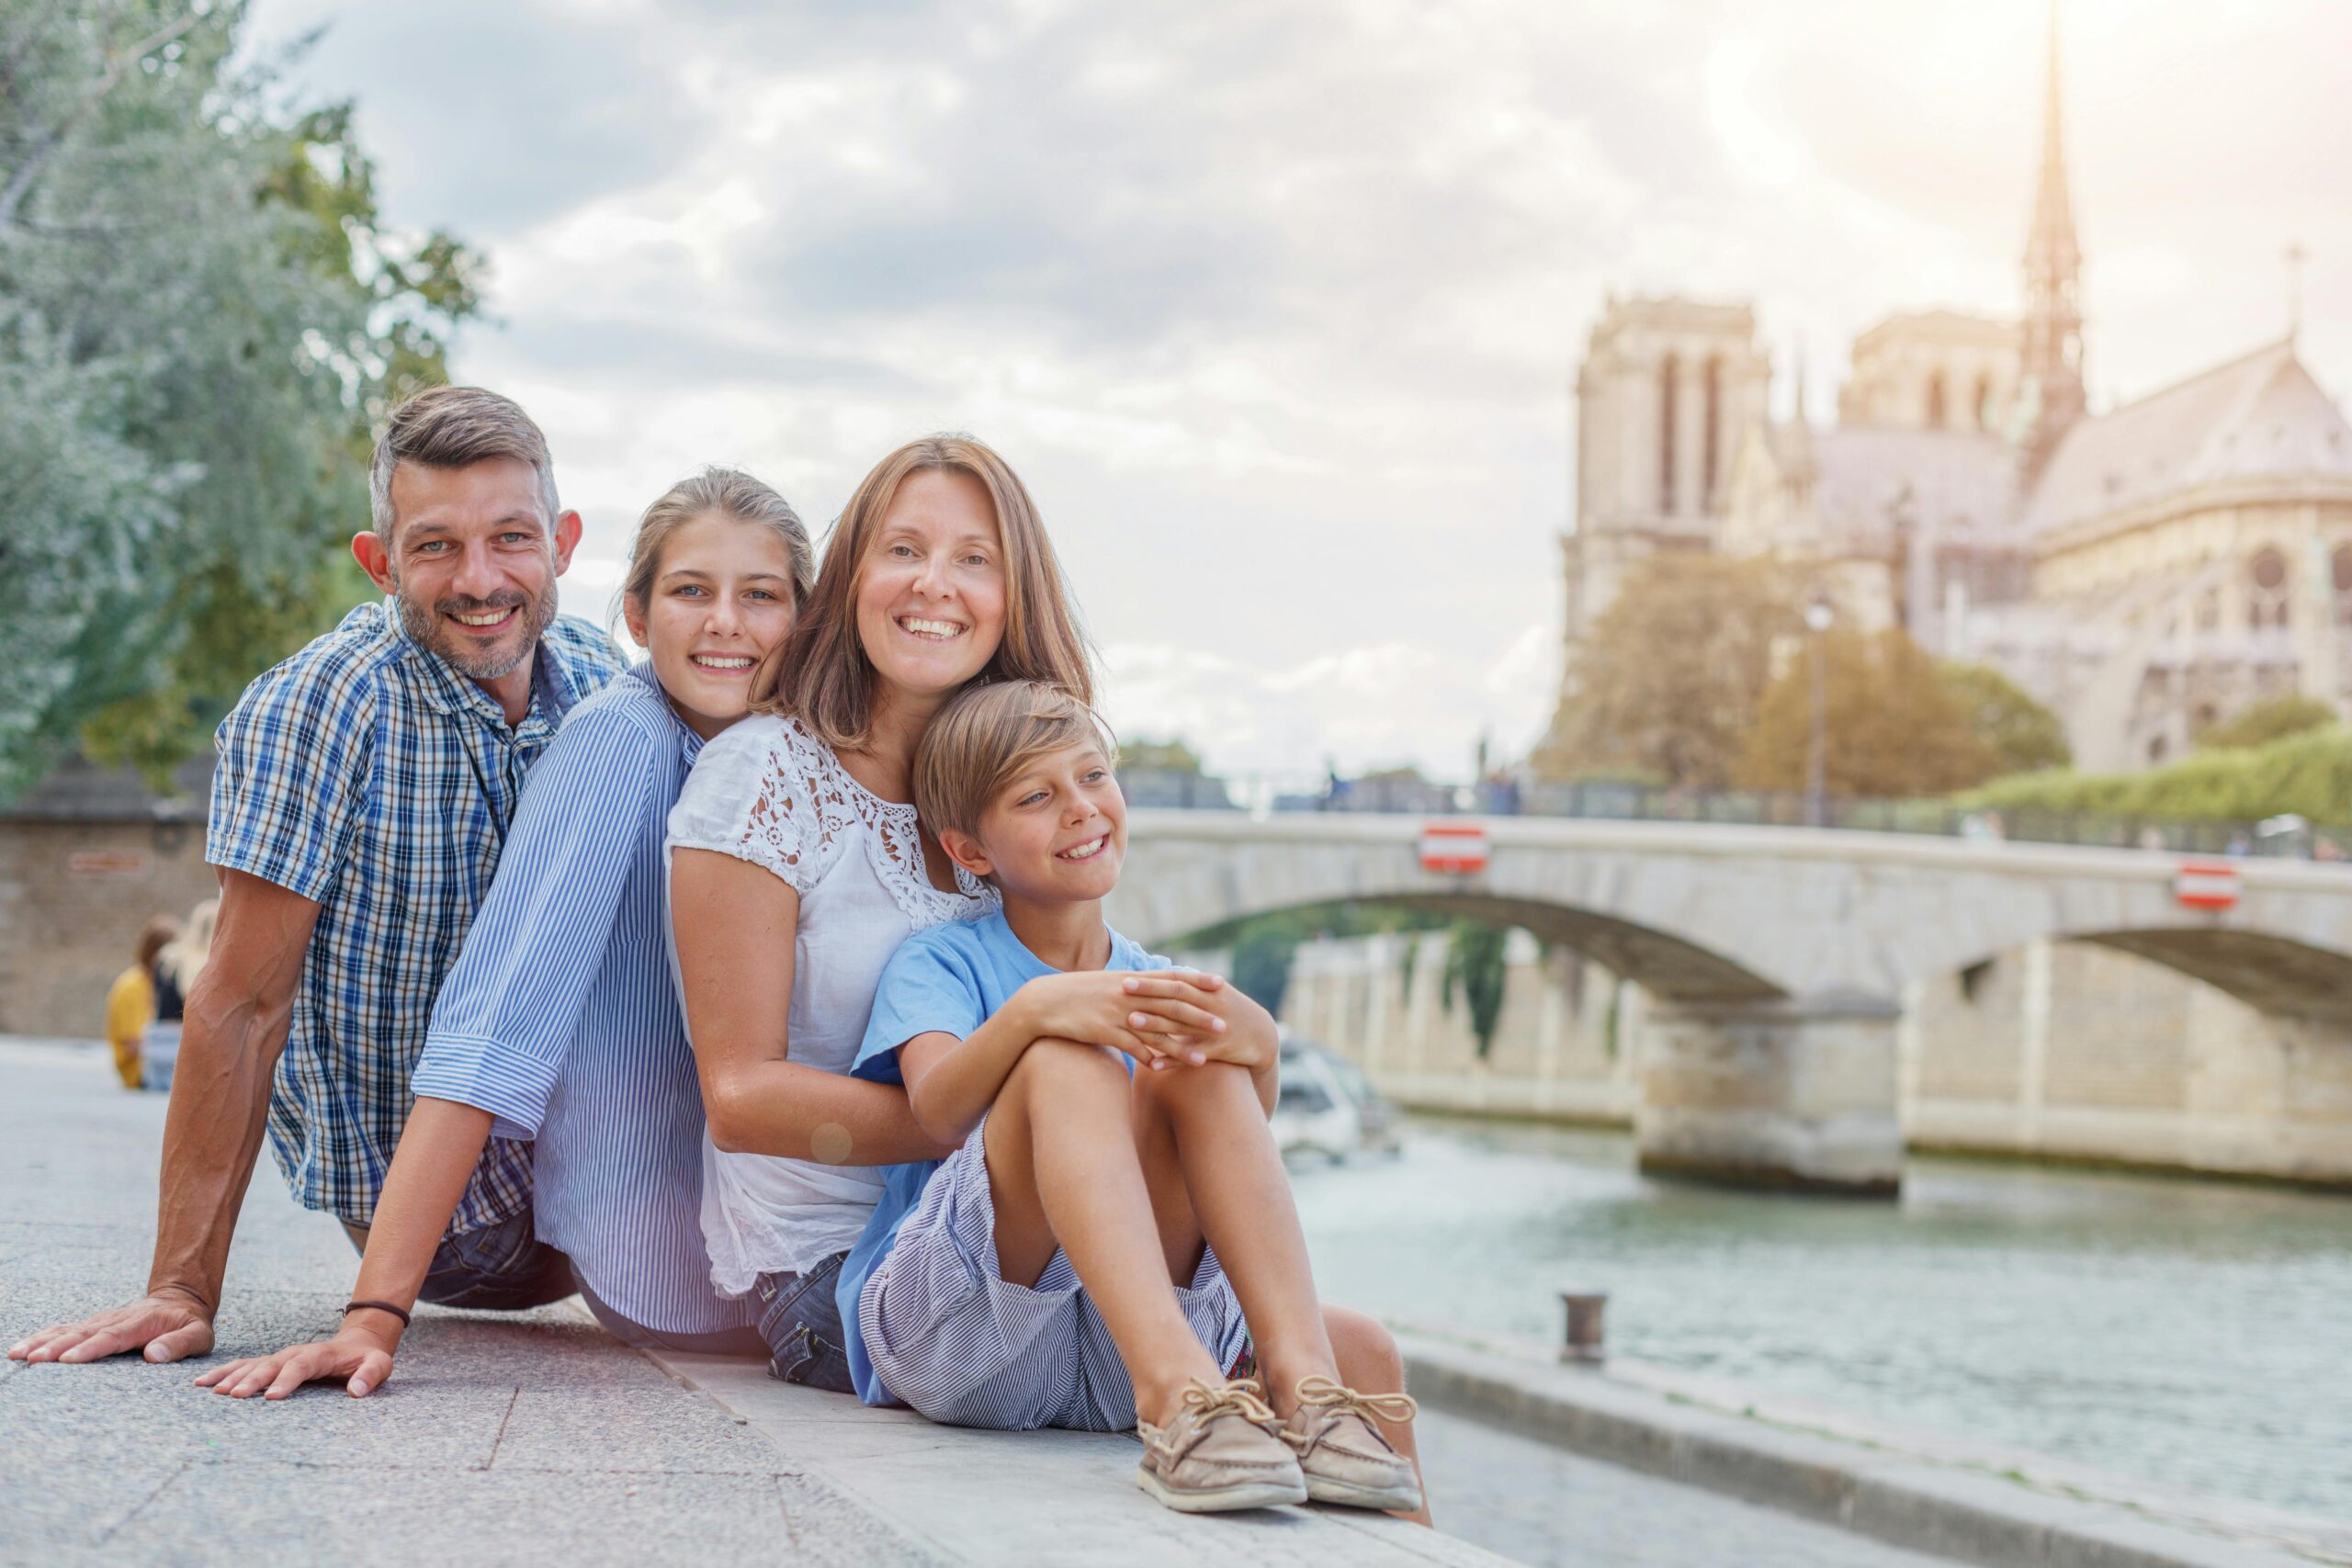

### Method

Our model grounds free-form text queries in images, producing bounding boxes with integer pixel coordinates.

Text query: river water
[1292,1116,2352,1521]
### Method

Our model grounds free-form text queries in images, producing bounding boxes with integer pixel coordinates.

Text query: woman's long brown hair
[750,434,1093,750]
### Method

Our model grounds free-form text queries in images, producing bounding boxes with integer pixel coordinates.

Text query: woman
[670,437,1431,1528]
[666,434,1093,1387]
[104,917,179,1090]
[143,901,216,1095]
[198,468,815,1398]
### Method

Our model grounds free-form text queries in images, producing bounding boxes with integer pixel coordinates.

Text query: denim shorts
[341,1207,576,1314]
[752,1251,854,1393]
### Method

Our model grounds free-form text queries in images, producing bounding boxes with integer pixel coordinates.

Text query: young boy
[833,680,1422,1516]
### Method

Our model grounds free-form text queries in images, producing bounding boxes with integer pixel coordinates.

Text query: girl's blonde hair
[751,434,1092,749]
[158,898,219,991]
[618,468,816,622]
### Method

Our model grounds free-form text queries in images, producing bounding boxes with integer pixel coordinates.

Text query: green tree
[1532,554,1801,789]
[1736,626,1998,798]
[1229,924,1302,1017]
[2196,694,2336,752]
[1184,901,1449,1021]
[0,3,484,797]
[1441,920,1509,1059]
[1939,661,2071,776]
[1120,738,1204,773]
[1963,723,2352,826]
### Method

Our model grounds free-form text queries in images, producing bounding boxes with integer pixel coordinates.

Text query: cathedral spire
[2020,0,2086,471]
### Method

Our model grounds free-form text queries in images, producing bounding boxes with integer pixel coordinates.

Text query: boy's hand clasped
[1016,967,1260,1070]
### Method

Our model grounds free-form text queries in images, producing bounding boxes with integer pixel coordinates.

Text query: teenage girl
[198,468,815,1396]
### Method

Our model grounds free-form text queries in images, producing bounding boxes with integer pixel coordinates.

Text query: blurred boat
[1272,1030,1399,1164]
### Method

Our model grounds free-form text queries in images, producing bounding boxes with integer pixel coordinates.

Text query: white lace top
[666,714,995,1293]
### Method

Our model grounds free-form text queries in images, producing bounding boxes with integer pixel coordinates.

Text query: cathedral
[1533,14,2352,778]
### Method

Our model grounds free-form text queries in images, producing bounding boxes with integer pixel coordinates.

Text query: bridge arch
[1930,928,2352,1026]
[1115,811,2352,1021]
[1112,811,2352,1194]
[1112,818,1800,1004]
[1155,888,1782,1004]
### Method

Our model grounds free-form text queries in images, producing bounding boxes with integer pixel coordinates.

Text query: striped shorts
[857,1119,1252,1434]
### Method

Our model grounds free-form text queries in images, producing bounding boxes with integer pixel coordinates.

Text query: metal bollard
[1558,1288,1608,1364]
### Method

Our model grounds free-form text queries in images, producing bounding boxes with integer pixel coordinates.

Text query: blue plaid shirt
[206,598,627,1233]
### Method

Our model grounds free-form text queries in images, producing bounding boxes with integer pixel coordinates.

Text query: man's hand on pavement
[6,1290,215,1365]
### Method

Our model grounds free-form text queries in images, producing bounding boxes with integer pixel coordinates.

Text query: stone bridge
[1107,811,2352,1194]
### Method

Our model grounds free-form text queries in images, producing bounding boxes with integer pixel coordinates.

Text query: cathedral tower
[1559,297,1770,647]
[2018,3,2086,472]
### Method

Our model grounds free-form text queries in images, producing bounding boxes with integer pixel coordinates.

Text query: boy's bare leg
[1132,1061,1340,1416]
[981,1040,1225,1425]
[1324,1304,1432,1527]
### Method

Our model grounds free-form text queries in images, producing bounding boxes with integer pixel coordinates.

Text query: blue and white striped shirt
[207,599,625,1233]
[410,662,747,1335]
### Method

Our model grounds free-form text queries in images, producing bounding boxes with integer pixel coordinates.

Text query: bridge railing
[1119,768,2352,863]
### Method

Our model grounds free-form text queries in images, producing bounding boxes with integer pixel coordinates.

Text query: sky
[243,0,2352,783]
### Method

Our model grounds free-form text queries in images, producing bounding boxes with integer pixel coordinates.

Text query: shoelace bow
[1181,1376,1280,1425]
[1293,1374,1419,1425]
[1146,1378,1281,1461]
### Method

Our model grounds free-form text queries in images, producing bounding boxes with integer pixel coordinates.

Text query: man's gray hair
[368,386,561,537]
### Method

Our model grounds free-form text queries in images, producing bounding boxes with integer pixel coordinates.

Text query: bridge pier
[1634,991,1905,1196]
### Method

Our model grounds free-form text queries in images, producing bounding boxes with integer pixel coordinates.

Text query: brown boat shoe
[1135,1378,1309,1513]
[1277,1375,1422,1512]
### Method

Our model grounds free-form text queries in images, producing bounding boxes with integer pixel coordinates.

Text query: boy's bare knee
[1003,1037,1125,1105]
[1137,1057,1253,1109]
[1324,1303,1404,1388]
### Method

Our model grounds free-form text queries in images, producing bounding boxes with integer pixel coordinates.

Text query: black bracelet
[342,1299,413,1329]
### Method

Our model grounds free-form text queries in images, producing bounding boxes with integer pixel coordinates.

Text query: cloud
[249,0,2352,775]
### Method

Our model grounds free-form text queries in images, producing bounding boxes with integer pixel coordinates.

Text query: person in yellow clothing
[105,918,181,1090]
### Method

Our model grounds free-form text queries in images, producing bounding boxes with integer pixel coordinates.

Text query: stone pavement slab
[653,1352,1498,1568]
[0,1039,1518,1568]
[0,1034,1995,1568]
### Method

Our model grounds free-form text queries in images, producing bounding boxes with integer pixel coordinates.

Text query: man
[9,387,627,1366]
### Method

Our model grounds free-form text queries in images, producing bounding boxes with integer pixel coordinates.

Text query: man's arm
[7,870,319,1365]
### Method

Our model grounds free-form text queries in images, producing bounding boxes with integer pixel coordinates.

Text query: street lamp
[1804,590,1834,828]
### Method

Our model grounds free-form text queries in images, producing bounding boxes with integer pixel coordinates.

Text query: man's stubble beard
[391,567,562,682]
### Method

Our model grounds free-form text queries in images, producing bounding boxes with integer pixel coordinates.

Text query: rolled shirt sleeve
[411,702,664,1140]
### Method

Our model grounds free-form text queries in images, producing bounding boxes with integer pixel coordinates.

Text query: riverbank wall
[1239,930,2352,1187]
[1394,1325,2347,1568]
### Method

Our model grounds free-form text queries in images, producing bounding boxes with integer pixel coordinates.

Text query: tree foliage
[1186,902,1447,1021]
[2195,694,2336,752]
[1939,660,2071,777]
[0,2,484,797]
[1440,920,1509,1059]
[1228,926,1301,1019]
[1735,625,1998,798]
[1532,554,1801,789]
[1119,738,1204,773]
[1962,724,2352,827]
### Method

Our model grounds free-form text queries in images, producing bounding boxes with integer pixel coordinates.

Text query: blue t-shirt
[836,908,1173,1405]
